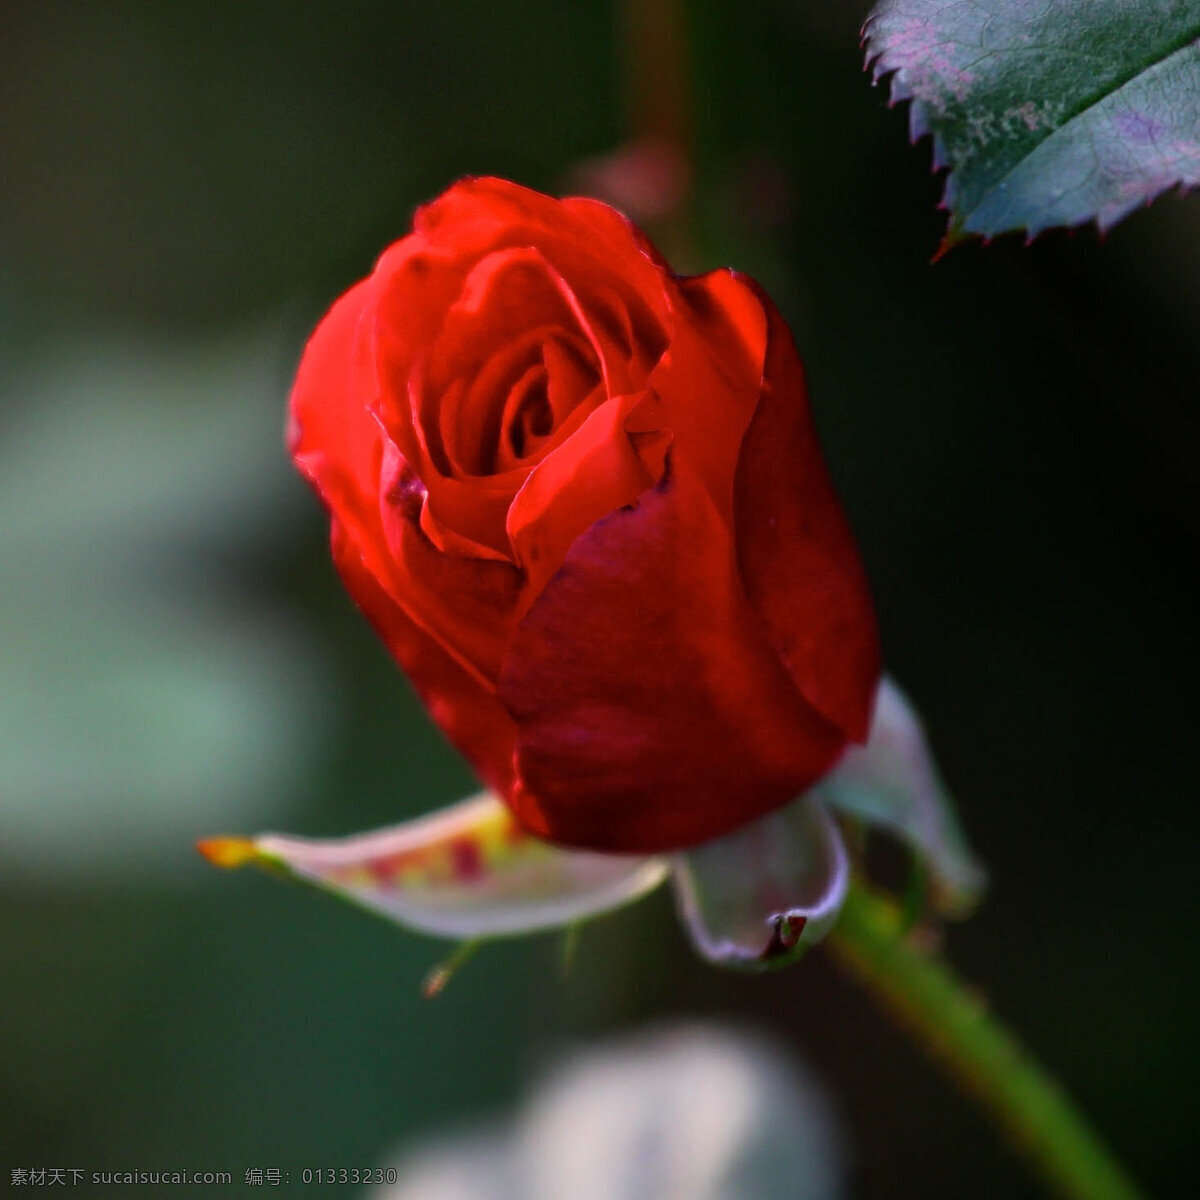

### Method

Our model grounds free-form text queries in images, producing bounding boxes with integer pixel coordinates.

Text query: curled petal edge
[198,677,982,962]
[670,795,851,972]
[198,792,668,941]
[815,676,987,917]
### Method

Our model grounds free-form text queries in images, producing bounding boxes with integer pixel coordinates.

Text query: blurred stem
[559,923,583,980]
[828,883,1143,1200]
[617,0,700,269]
[619,0,693,152]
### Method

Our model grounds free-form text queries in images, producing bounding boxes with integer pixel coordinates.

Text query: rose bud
[203,178,983,971]
[286,177,880,854]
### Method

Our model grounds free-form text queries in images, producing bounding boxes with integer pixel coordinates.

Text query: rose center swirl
[437,328,603,479]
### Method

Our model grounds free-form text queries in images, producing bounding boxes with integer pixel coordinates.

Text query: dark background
[1,1,1196,1195]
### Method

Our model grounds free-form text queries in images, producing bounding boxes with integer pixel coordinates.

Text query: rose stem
[617,0,700,269]
[826,882,1144,1200]
[619,0,692,155]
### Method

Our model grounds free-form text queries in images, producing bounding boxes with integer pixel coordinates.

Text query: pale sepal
[198,791,668,940]
[814,676,986,916]
[670,794,849,971]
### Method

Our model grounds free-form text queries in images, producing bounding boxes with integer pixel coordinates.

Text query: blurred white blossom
[385,1024,844,1200]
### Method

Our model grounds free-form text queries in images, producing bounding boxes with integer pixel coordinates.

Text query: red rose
[289,177,879,853]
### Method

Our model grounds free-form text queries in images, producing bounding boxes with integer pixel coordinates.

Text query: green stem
[827,883,1144,1200]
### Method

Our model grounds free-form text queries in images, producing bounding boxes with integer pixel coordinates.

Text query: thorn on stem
[421,938,483,1000]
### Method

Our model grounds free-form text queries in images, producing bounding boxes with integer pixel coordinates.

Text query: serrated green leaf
[199,792,668,941]
[864,0,1200,244]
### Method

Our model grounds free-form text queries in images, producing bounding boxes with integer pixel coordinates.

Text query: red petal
[645,270,767,510]
[289,276,405,603]
[289,277,381,523]
[417,177,672,282]
[330,519,517,797]
[733,280,881,741]
[412,178,671,383]
[289,243,523,698]
[506,391,671,596]
[423,248,591,468]
[375,439,524,686]
[498,461,847,853]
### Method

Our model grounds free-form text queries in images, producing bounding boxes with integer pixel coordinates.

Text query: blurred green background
[2,0,1196,1195]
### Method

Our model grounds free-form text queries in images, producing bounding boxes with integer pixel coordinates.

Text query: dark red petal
[733,279,881,742]
[329,518,517,797]
[497,461,847,854]
[376,439,524,687]
[506,390,671,597]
